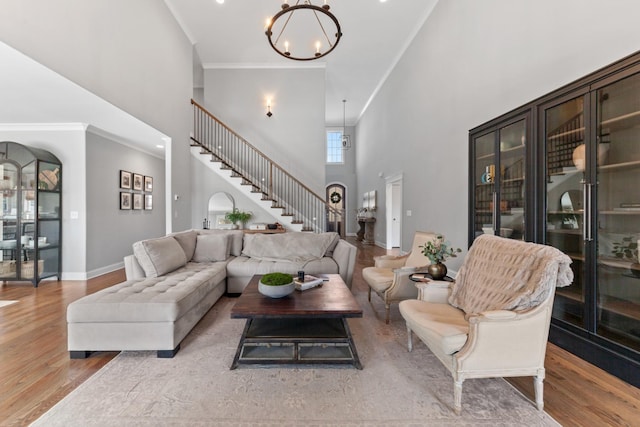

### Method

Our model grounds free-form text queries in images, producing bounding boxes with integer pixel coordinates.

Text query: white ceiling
[0,1,437,154]
[166,0,438,126]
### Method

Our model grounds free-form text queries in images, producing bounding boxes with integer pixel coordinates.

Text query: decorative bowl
[258,281,295,298]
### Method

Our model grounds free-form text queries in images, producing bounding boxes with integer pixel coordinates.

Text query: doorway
[385,173,402,249]
[326,183,345,236]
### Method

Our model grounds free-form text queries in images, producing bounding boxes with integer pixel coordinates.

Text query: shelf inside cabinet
[599,209,640,215]
[548,127,585,141]
[598,159,640,172]
[476,152,496,161]
[546,228,582,235]
[500,143,525,154]
[548,210,584,215]
[600,110,640,132]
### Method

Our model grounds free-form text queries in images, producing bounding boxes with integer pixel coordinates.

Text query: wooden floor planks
[1,241,638,426]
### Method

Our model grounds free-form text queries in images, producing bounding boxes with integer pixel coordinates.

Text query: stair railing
[191,99,343,234]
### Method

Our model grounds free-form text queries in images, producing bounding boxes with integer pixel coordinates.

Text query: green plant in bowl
[259,273,295,298]
[260,272,293,286]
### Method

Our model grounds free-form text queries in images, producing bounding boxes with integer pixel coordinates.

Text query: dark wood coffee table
[230,274,363,369]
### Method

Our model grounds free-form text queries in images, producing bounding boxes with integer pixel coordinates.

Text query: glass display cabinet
[542,68,640,359]
[469,111,530,244]
[0,141,62,287]
[470,51,640,387]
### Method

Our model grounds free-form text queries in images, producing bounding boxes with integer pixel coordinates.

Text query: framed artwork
[133,173,143,191]
[133,193,143,210]
[120,192,132,210]
[120,170,132,189]
[144,194,153,210]
[144,176,153,192]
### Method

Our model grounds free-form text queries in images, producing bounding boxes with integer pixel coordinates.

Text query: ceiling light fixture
[265,1,343,61]
[342,99,351,149]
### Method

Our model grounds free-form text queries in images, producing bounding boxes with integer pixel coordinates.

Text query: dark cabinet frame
[468,51,640,387]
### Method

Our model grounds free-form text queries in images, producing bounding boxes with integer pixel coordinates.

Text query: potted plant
[612,236,640,277]
[225,208,252,229]
[420,234,462,279]
[258,272,295,298]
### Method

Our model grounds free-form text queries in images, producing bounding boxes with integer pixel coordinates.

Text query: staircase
[190,99,343,234]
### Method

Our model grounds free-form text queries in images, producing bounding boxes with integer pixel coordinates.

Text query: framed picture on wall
[133,173,143,191]
[120,192,132,210]
[144,176,153,192]
[133,193,143,210]
[145,194,153,210]
[120,170,132,189]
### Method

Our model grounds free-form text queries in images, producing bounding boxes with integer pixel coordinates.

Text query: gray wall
[356,0,640,270]
[203,67,326,195]
[0,0,193,232]
[190,155,283,229]
[86,130,165,274]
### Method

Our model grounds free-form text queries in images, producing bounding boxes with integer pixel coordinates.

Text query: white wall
[190,156,283,229]
[203,67,326,195]
[0,126,87,278]
[86,130,165,276]
[356,0,640,270]
[0,0,193,232]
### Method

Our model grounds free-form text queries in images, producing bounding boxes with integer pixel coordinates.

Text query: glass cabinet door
[473,132,496,239]
[1,163,19,279]
[471,114,529,243]
[498,119,526,240]
[594,71,640,352]
[544,95,587,329]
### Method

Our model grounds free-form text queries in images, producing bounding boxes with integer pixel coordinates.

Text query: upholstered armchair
[399,234,573,414]
[363,231,437,323]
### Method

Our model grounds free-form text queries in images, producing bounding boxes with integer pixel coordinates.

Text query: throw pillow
[198,229,243,256]
[170,229,198,261]
[192,233,230,262]
[133,236,187,278]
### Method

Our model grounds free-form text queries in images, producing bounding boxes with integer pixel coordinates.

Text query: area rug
[0,300,18,308]
[33,288,559,427]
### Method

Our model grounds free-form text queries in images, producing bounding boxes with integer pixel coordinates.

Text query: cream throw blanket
[449,234,573,317]
[242,232,339,265]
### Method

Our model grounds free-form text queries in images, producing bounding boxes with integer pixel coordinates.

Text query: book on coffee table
[294,275,324,291]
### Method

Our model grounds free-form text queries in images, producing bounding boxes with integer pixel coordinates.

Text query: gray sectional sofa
[67,230,357,358]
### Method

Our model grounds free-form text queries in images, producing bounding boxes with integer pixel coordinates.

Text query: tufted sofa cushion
[67,262,227,323]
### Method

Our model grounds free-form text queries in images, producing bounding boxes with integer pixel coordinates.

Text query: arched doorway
[326,183,345,236]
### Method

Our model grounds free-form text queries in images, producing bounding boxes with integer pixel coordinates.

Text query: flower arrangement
[420,234,462,264]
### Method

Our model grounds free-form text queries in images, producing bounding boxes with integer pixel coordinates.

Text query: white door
[385,173,403,249]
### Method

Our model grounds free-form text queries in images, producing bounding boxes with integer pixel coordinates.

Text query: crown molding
[86,125,165,160]
[0,123,88,132]
[202,62,326,70]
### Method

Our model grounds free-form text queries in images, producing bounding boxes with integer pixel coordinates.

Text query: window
[326,130,344,164]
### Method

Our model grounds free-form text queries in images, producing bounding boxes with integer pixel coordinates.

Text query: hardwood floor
[0,239,638,426]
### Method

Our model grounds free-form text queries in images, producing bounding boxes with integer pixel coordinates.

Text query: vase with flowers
[420,234,462,280]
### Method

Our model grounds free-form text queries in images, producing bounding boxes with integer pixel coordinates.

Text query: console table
[356,217,375,245]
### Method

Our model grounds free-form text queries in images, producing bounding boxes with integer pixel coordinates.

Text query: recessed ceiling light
[156,144,164,149]
[216,0,224,4]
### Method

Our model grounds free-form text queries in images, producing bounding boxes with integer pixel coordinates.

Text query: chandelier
[265,1,343,61]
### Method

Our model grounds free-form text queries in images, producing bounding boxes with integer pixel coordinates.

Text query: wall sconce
[266,99,273,117]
